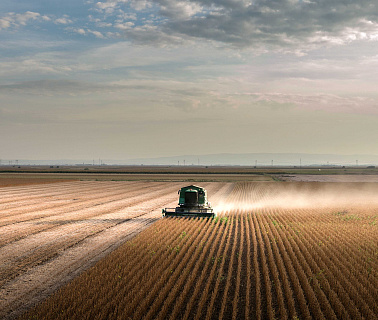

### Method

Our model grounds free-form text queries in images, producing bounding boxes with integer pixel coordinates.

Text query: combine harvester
[162,185,215,218]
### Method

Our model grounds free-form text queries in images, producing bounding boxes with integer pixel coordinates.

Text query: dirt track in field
[0,181,232,319]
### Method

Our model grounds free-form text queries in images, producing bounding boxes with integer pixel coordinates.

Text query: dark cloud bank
[124,0,378,51]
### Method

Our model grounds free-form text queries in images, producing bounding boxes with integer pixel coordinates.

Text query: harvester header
[162,185,215,218]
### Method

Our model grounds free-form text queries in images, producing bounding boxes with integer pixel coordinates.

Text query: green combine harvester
[162,185,215,218]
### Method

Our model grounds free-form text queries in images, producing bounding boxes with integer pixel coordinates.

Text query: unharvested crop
[20,182,378,320]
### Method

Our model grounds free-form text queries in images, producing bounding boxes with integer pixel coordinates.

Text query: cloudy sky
[1,0,378,161]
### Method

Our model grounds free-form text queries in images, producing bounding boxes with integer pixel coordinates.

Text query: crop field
[17,181,378,320]
[0,180,232,319]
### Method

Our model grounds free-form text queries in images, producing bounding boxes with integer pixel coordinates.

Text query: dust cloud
[212,182,378,213]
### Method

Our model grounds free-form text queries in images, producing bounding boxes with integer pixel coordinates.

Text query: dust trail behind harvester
[212,182,378,215]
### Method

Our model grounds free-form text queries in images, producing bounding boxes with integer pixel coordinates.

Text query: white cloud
[12,11,41,25]
[158,1,203,19]
[66,27,86,35]
[97,22,113,27]
[129,0,152,11]
[88,29,105,38]
[0,18,11,30]
[116,11,137,21]
[95,1,119,14]
[54,17,73,25]
[66,27,105,38]
[77,28,87,35]
[0,11,55,30]
[94,0,149,15]
[96,1,118,10]
[114,21,134,30]
[88,15,102,23]
[106,31,121,38]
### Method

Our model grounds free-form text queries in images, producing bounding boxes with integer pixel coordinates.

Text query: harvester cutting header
[162,185,215,218]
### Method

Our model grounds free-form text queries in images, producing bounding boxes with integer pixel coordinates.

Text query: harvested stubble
[21,182,378,320]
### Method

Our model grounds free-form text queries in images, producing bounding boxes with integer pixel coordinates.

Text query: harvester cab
[162,185,215,218]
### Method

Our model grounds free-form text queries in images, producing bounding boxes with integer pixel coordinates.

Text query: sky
[1,0,378,161]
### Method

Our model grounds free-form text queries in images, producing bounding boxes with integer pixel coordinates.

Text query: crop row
[21,182,378,319]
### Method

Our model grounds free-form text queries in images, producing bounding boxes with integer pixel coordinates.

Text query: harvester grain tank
[162,185,215,218]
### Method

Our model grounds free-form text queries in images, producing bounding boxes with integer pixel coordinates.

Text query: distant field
[15,182,378,320]
[1,164,378,176]
[1,165,378,186]
[0,175,75,187]
[280,174,378,182]
[0,171,273,184]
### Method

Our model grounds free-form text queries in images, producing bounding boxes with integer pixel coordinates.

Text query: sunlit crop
[21,182,378,320]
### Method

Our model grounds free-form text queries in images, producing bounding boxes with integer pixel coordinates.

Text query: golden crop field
[19,182,378,320]
[0,180,232,319]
